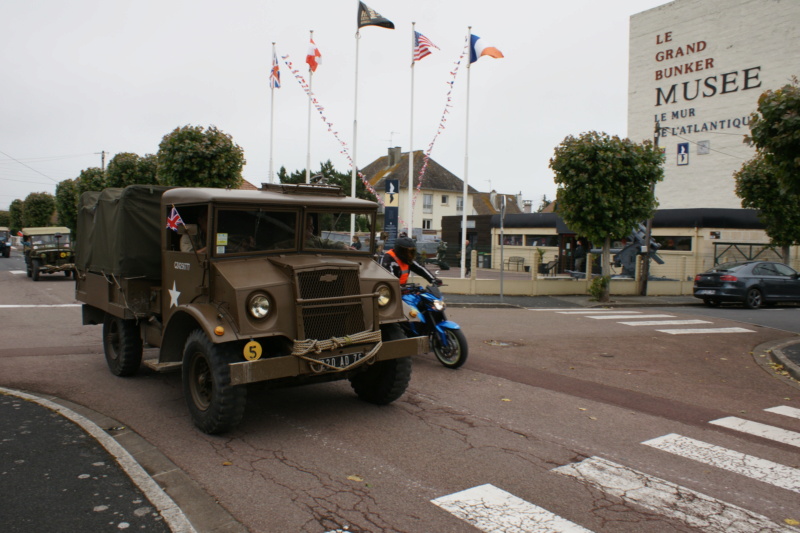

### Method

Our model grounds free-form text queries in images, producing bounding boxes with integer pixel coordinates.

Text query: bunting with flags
[270,49,280,88]
[413,31,438,62]
[357,2,394,29]
[469,34,504,63]
[306,38,322,72]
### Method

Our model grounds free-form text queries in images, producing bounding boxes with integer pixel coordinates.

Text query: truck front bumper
[228,335,428,385]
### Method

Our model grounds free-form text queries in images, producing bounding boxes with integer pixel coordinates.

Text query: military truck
[75,184,425,434]
[0,227,11,258]
[21,226,75,279]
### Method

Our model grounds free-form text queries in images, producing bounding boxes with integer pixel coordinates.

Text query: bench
[542,260,559,276]
[505,256,525,271]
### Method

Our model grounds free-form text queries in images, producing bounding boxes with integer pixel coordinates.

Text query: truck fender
[160,305,239,363]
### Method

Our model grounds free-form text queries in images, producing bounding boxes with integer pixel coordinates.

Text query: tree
[0,211,9,227]
[9,199,23,233]
[157,125,245,188]
[76,167,107,197]
[22,192,56,227]
[549,131,663,301]
[536,194,552,213]
[106,152,159,188]
[55,179,79,233]
[747,79,800,194]
[735,154,800,263]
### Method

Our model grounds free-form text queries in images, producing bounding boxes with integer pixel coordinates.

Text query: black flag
[357,2,394,29]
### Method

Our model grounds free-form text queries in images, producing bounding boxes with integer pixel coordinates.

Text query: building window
[423,194,433,214]
[500,234,523,246]
[422,219,432,230]
[456,196,463,212]
[441,195,449,205]
[525,235,559,247]
[653,236,692,251]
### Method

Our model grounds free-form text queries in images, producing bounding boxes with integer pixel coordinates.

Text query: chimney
[523,200,533,213]
[489,189,497,210]
[387,146,402,167]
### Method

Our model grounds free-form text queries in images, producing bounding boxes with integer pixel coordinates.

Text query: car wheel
[182,330,246,434]
[745,288,763,309]
[31,259,41,281]
[703,298,721,307]
[102,315,143,376]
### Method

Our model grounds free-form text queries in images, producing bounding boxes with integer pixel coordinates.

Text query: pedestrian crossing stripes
[709,416,800,447]
[531,309,756,335]
[431,484,592,533]
[432,405,798,532]
[643,433,800,493]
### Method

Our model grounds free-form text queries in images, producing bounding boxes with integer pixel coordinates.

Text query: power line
[0,149,59,183]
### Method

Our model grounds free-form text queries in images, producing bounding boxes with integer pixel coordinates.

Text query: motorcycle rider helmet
[393,237,417,263]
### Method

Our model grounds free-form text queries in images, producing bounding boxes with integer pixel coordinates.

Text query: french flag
[469,34,504,64]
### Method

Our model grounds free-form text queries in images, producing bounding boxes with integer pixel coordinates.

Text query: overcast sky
[0,0,671,211]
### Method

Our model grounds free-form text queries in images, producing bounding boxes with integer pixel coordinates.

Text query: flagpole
[306,31,314,184]
[351,26,360,237]
[461,27,471,279]
[269,42,277,184]
[407,22,415,238]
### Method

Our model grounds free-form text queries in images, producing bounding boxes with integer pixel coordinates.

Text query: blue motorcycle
[401,282,468,369]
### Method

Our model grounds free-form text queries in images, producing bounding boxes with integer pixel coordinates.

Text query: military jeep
[75,184,425,434]
[0,227,11,258]
[21,226,75,280]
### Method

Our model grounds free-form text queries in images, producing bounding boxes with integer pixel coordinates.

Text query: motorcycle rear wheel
[432,327,468,369]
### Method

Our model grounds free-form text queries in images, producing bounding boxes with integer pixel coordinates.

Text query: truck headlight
[376,284,392,307]
[433,299,445,311]
[247,293,271,319]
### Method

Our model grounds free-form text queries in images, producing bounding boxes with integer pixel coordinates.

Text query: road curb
[0,388,246,533]
[752,339,800,389]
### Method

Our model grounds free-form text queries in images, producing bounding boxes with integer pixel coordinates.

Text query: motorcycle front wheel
[432,327,468,369]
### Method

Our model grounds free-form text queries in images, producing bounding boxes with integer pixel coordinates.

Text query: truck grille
[296,269,366,340]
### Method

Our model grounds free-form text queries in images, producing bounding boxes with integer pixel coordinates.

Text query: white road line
[766,406,800,420]
[709,417,800,448]
[9,270,26,275]
[553,456,790,532]
[587,314,675,320]
[0,304,81,308]
[642,433,800,493]
[618,319,712,326]
[657,327,755,335]
[431,483,593,533]
[527,309,636,313]
[555,310,642,315]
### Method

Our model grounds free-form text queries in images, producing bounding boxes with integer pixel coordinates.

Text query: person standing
[462,239,474,277]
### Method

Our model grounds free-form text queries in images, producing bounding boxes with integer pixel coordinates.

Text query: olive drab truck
[75,184,426,434]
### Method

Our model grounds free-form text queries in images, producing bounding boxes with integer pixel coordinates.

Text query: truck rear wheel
[182,330,246,434]
[349,325,412,405]
[103,316,143,376]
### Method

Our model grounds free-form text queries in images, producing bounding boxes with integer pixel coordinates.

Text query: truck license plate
[318,352,364,368]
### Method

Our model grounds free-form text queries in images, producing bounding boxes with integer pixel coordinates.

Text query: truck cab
[76,184,425,434]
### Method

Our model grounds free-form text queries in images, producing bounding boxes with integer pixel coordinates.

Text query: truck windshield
[303,211,373,253]
[214,208,298,255]
[30,234,70,247]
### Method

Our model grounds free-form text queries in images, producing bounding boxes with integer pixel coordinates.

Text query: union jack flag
[270,49,281,89]
[167,206,185,231]
[413,31,438,62]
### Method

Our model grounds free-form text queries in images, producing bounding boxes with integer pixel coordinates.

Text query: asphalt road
[1,249,799,532]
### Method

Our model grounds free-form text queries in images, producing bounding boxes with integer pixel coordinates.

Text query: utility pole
[96,151,107,172]
[640,121,660,296]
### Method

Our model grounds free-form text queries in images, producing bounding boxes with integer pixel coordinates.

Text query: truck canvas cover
[76,185,172,279]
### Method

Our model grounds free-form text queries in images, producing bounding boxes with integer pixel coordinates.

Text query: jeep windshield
[30,234,70,247]
[211,208,374,256]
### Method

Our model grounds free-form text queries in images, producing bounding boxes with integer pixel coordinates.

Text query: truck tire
[31,259,41,281]
[182,330,246,434]
[349,325,412,405]
[103,316,143,376]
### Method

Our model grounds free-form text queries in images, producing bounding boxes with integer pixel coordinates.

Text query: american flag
[166,206,185,231]
[270,50,280,89]
[413,31,438,62]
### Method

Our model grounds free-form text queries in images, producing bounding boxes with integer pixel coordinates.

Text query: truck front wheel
[103,315,143,376]
[31,259,41,281]
[349,325,412,405]
[182,331,246,434]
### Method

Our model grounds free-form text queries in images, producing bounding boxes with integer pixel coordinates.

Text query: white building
[628,0,800,209]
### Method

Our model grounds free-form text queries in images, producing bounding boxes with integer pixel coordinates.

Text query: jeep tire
[182,330,246,434]
[102,315,143,376]
[31,259,41,281]
[349,325,412,405]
